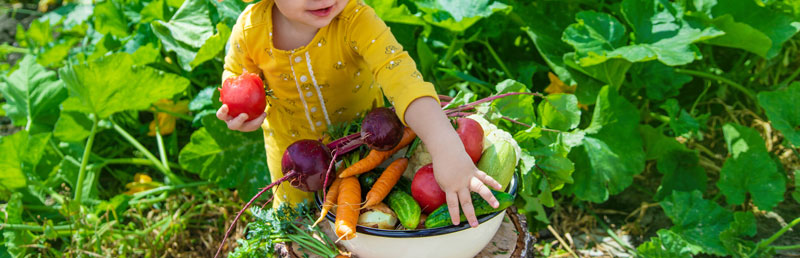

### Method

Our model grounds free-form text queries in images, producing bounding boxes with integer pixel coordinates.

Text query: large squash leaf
[758,82,800,147]
[179,115,270,201]
[150,0,214,71]
[58,53,189,119]
[660,190,733,256]
[567,86,645,203]
[0,55,67,134]
[717,123,785,211]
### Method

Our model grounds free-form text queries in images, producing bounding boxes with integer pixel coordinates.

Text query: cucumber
[477,140,516,191]
[424,190,514,229]
[359,171,381,195]
[386,190,421,229]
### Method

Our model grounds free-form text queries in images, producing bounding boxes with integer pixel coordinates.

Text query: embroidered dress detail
[288,51,316,132]
[305,51,332,126]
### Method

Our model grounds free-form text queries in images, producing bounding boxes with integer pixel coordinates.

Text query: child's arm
[217,5,266,132]
[405,97,502,228]
[346,5,501,227]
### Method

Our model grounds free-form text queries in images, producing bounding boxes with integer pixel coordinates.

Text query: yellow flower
[148,99,190,136]
[124,173,161,195]
[544,72,588,110]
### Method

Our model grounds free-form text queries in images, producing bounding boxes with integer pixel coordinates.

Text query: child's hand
[216,104,266,132]
[432,149,503,228]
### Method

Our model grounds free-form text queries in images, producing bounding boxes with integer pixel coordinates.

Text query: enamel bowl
[315,174,518,258]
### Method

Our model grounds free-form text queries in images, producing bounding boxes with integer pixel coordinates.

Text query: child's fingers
[227,113,249,130]
[216,105,232,121]
[445,192,460,226]
[458,190,479,228]
[475,170,502,190]
[470,176,499,209]
[240,112,266,132]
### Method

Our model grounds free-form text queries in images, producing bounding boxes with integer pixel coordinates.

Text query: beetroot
[362,107,404,151]
[219,72,266,121]
[411,164,447,213]
[215,139,333,258]
[456,118,484,163]
[282,139,333,192]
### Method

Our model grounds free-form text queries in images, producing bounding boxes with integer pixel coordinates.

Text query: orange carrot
[338,128,416,178]
[335,176,361,241]
[313,176,343,227]
[363,158,408,208]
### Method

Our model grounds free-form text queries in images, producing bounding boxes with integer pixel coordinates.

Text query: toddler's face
[274,0,347,29]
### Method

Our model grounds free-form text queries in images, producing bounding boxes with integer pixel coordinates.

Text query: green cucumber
[477,140,516,191]
[360,171,420,229]
[424,190,514,229]
[386,190,421,229]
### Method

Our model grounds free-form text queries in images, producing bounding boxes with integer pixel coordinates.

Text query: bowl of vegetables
[314,113,521,258]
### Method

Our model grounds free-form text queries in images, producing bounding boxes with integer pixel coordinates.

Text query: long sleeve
[222,6,262,83]
[345,4,439,125]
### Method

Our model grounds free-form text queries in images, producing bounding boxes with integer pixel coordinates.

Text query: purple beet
[362,107,404,151]
[282,139,332,192]
[215,139,333,258]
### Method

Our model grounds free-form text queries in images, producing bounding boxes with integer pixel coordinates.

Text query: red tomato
[219,73,266,121]
[456,118,484,163]
[411,164,447,214]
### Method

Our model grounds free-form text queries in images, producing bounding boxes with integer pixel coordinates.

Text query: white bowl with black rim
[315,173,518,258]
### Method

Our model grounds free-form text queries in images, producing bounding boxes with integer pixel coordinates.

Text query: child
[216,0,501,228]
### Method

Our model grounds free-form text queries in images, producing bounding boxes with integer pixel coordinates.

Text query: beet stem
[446,111,476,118]
[214,170,297,258]
[444,92,545,114]
[499,116,564,133]
[321,149,339,205]
[259,194,275,209]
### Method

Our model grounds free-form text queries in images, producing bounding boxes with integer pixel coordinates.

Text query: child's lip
[308,6,333,17]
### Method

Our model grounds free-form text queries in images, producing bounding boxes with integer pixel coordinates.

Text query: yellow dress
[222,0,439,207]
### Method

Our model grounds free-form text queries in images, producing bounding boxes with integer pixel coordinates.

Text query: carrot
[312,176,342,227]
[334,176,361,241]
[338,128,416,178]
[363,158,408,208]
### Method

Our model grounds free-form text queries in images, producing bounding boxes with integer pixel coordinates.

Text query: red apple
[456,118,484,163]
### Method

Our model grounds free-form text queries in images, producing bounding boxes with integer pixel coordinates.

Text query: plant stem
[130,182,210,200]
[480,40,513,78]
[778,65,800,88]
[589,210,640,256]
[102,158,182,171]
[758,216,800,248]
[649,112,671,123]
[674,68,757,100]
[1,224,72,231]
[74,117,98,205]
[773,244,800,250]
[111,120,184,184]
[154,123,170,170]
[152,104,193,121]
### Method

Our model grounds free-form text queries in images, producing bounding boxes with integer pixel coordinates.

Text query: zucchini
[424,190,514,229]
[477,140,516,191]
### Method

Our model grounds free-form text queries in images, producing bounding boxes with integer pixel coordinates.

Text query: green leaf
[703,15,772,58]
[93,0,129,37]
[637,229,698,258]
[151,0,214,71]
[95,194,132,216]
[23,19,53,47]
[538,93,580,131]
[2,192,30,257]
[178,116,269,200]
[520,2,580,86]
[88,33,122,61]
[793,170,800,203]
[213,0,249,28]
[758,82,800,147]
[131,43,160,66]
[366,0,427,26]
[491,79,535,126]
[140,0,167,23]
[190,86,217,111]
[38,39,79,68]
[630,61,693,101]
[564,53,631,90]
[639,125,686,161]
[708,0,800,58]
[660,98,702,137]
[190,22,231,68]
[0,131,52,192]
[0,55,67,134]
[442,90,476,110]
[53,111,93,142]
[58,53,190,119]
[414,0,511,32]
[718,125,785,210]
[654,149,707,201]
[660,190,733,256]
[562,11,627,63]
[39,4,94,30]
[568,86,644,203]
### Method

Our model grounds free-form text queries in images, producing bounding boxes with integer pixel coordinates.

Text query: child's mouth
[309,6,332,17]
